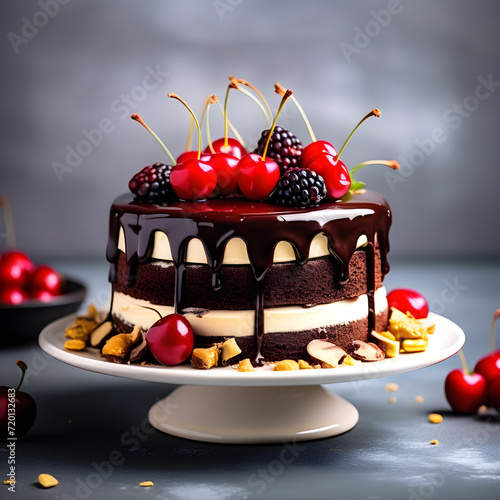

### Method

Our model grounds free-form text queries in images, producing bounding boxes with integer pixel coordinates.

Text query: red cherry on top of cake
[237,153,280,201]
[146,314,194,366]
[387,288,429,319]
[204,137,246,159]
[301,140,337,166]
[306,154,351,200]
[209,152,240,196]
[170,158,218,200]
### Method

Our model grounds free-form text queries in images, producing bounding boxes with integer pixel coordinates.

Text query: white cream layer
[117,227,368,265]
[111,287,387,337]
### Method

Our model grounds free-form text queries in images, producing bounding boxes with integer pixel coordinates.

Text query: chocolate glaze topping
[106,190,392,363]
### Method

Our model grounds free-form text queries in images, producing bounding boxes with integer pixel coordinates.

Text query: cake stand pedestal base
[148,385,359,444]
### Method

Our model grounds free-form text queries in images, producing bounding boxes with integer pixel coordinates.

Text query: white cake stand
[39,313,464,444]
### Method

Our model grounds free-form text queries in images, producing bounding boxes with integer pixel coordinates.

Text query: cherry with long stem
[168,93,203,160]
[261,89,294,161]
[168,93,217,200]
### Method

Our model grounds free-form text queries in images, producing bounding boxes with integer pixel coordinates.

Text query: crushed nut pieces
[428,413,443,424]
[385,383,399,392]
[38,474,58,488]
[64,339,87,351]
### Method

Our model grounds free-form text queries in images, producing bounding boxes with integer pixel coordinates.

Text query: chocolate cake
[106,188,392,363]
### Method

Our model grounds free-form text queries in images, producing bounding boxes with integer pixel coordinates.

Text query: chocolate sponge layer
[113,247,384,310]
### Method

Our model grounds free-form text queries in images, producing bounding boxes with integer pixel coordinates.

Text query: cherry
[205,137,246,159]
[0,361,37,438]
[307,154,351,200]
[488,378,500,411]
[0,250,34,288]
[27,264,63,297]
[302,140,337,167]
[203,82,246,158]
[0,286,28,305]
[237,153,280,201]
[167,93,217,200]
[474,309,500,390]
[237,88,293,201]
[146,314,194,366]
[387,288,429,319]
[445,351,487,414]
[209,152,240,196]
[170,158,217,200]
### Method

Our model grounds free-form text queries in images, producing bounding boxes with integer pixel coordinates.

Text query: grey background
[1,0,499,260]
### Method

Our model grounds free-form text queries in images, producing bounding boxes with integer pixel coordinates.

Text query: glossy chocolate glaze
[106,190,392,363]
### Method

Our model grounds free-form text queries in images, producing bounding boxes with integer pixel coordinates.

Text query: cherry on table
[474,309,500,389]
[146,314,194,366]
[0,360,37,438]
[445,350,487,414]
[487,378,500,411]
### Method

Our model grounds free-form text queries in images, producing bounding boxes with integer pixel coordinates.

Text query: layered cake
[106,189,391,363]
[87,80,406,367]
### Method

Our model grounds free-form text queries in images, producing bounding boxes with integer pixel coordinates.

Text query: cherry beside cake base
[148,385,359,444]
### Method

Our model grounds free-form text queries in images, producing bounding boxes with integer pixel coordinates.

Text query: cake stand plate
[39,312,464,443]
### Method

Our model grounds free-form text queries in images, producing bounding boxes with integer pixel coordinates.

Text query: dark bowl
[0,279,86,344]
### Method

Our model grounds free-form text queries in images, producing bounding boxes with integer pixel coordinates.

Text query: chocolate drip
[107,191,392,361]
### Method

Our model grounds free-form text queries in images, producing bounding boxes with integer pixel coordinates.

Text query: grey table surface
[1,257,499,500]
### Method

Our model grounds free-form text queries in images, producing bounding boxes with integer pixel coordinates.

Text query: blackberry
[128,163,173,202]
[273,168,327,207]
[254,126,303,173]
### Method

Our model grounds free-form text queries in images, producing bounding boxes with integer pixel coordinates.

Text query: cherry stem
[222,83,233,149]
[261,89,293,161]
[458,350,470,374]
[130,114,176,165]
[15,360,28,391]
[216,103,246,149]
[185,116,194,152]
[275,82,316,143]
[0,195,16,250]
[230,76,273,123]
[141,305,163,320]
[336,109,381,160]
[230,77,270,127]
[349,160,400,176]
[202,94,219,154]
[168,93,202,161]
[490,309,500,352]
